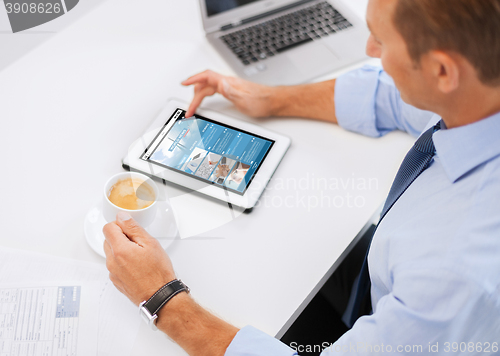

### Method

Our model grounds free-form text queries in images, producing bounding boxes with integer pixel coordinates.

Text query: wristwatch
[139,279,190,330]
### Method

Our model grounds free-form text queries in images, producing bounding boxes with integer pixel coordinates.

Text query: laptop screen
[206,0,261,17]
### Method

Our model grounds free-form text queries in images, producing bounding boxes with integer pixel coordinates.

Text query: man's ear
[428,50,460,94]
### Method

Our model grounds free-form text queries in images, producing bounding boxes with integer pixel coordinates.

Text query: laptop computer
[199,0,370,85]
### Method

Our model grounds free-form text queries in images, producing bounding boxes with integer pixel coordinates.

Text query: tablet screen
[141,109,274,195]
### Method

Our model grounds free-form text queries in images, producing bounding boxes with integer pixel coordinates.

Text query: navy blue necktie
[346,120,442,327]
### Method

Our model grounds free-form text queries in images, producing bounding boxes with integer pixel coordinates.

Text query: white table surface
[0,0,415,354]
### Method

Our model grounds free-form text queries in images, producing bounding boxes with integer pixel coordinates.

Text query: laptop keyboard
[220,1,353,66]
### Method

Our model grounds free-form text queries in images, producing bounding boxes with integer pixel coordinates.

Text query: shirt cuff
[334,65,385,138]
[225,326,298,356]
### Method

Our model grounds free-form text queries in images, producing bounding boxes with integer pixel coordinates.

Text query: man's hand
[182,69,338,124]
[103,212,176,305]
[103,212,239,356]
[182,70,276,118]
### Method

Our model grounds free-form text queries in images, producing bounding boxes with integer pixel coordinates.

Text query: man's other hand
[103,212,176,305]
[182,70,275,118]
[103,213,239,356]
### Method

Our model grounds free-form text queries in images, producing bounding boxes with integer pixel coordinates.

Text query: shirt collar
[432,111,500,182]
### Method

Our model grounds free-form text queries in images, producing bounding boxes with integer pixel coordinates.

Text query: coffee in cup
[107,178,155,210]
[103,172,159,227]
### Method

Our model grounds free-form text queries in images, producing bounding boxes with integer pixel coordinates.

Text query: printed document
[0,283,99,356]
[0,246,140,356]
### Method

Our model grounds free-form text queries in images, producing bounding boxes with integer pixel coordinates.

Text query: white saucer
[84,200,178,258]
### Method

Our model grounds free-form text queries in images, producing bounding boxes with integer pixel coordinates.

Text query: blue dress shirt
[225,66,500,355]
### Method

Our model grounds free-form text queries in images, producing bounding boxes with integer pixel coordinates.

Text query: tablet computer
[122,99,291,210]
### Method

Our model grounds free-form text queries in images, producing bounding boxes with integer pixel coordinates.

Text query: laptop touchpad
[286,43,338,74]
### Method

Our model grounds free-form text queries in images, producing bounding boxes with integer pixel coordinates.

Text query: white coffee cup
[103,172,159,227]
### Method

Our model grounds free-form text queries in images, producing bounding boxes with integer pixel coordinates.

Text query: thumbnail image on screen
[141,109,274,195]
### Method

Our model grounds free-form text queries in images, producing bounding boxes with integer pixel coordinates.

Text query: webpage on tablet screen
[141,109,274,195]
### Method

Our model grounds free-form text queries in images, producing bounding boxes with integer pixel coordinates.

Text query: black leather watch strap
[143,279,189,317]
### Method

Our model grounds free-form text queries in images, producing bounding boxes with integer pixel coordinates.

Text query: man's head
[393,0,500,87]
[366,0,500,125]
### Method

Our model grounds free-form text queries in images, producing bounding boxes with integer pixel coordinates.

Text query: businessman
[103,0,500,354]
